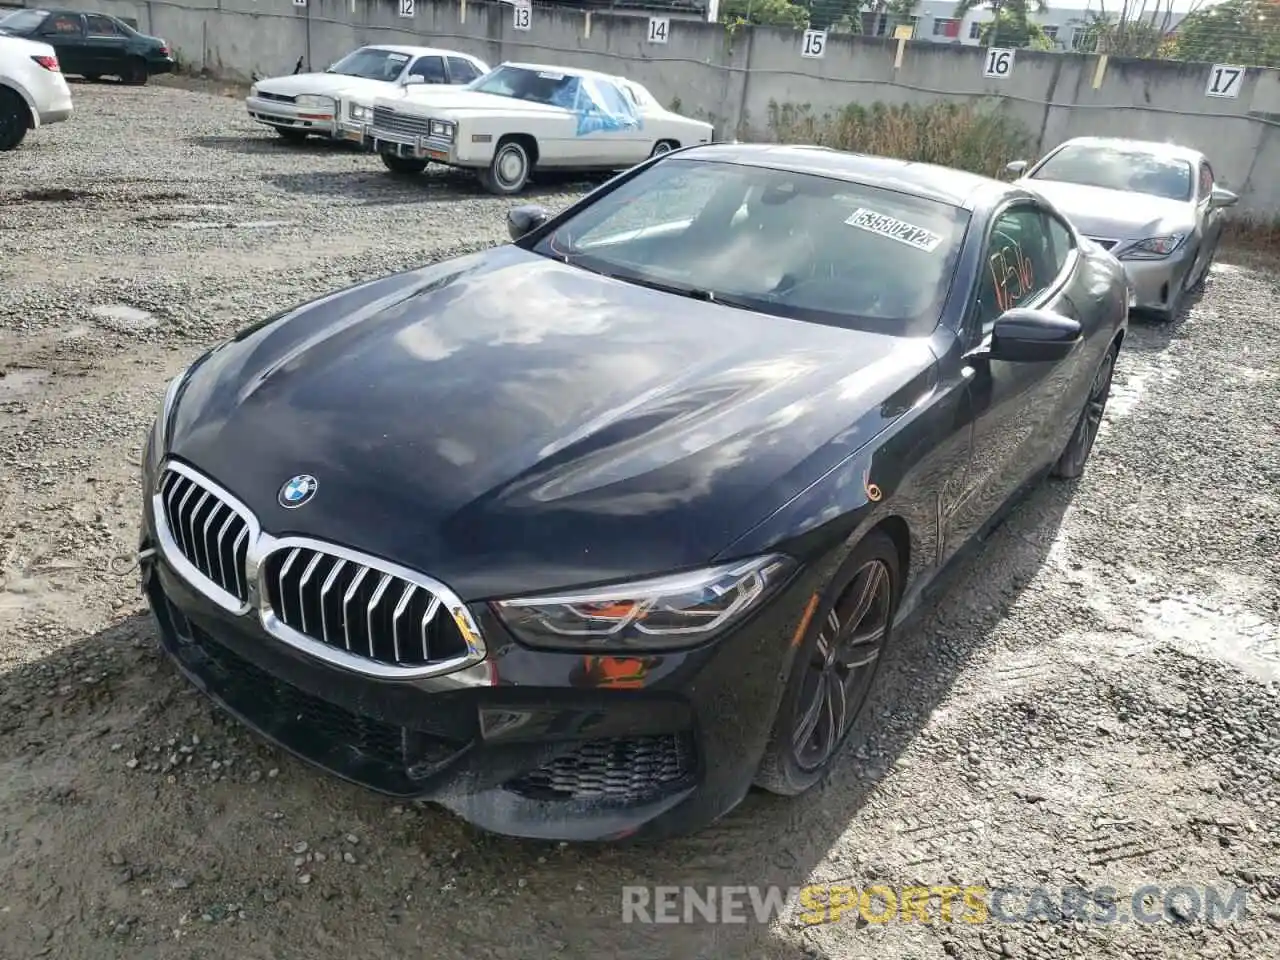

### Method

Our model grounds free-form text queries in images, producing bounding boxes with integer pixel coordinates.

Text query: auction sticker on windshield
[844,208,944,253]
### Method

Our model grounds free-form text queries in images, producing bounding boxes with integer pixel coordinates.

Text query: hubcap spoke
[792,675,826,749]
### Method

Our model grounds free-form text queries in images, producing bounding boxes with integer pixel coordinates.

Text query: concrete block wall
[23,0,1280,217]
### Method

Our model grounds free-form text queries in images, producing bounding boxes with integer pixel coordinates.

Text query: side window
[447,57,480,84]
[86,14,120,36]
[1041,211,1075,279]
[974,206,1056,333]
[44,13,84,35]
[409,56,447,84]
[1198,163,1215,202]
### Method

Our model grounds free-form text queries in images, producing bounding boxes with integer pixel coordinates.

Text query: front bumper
[246,96,337,137]
[337,119,374,149]
[1117,246,1197,313]
[372,127,458,165]
[138,487,813,841]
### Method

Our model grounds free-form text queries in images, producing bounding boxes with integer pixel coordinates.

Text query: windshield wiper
[610,273,758,310]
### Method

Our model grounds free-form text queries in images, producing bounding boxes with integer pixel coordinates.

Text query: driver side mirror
[1003,160,1028,180]
[402,74,426,86]
[989,309,1081,363]
[507,203,549,241]
[1210,185,1238,209]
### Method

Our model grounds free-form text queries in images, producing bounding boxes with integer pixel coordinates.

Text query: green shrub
[764,100,1036,180]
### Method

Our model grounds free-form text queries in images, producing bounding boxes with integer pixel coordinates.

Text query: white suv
[0,33,73,150]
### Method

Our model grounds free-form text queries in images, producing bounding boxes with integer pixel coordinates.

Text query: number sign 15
[801,29,826,59]
[648,17,669,44]
[513,1,531,31]
[1205,64,1244,99]
[983,48,1014,79]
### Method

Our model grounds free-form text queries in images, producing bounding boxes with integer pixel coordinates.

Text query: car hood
[168,246,936,599]
[376,89,558,117]
[256,73,396,98]
[1020,178,1194,240]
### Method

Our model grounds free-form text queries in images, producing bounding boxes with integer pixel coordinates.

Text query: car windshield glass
[0,9,49,32]
[326,47,411,81]
[532,158,970,336]
[1031,144,1193,201]
[466,65,581,107]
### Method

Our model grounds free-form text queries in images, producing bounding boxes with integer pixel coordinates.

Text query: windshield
[532,159,970,336]
[466,65,581,106]
[1031,144,1193,202]
[326,47,411,81]
[0,9,49,33]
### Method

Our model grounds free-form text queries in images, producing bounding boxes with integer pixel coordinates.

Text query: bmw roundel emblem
[278,474,318,509]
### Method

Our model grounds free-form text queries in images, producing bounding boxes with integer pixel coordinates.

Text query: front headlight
[249,83,259,98]
[429,119,455,140]
[492,554,795,651]
[1120,234,1186,259]
[349,102,371,121]
[295,94,335,111]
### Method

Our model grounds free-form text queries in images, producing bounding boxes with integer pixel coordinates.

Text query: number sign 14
[1205,64,1244,98]
[648,17,669,44]
[983,48,1015,79]
[801,29,826,59]
[398,0,415,17]
[512,0,531,31]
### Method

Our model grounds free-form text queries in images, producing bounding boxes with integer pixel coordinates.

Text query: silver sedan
[1005,137,1238,321]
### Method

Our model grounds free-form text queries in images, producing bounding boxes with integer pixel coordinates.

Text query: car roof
[675,143,1005,210]
[363,44,480,59]
[1053,136,1206,164]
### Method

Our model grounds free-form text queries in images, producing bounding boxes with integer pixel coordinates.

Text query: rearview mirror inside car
[1210,186,1239,209]
[1003,160,1028,179]
[507,204,550,241]
[989,309,1081,363]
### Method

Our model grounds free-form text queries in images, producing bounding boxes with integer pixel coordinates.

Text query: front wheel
[479,138,532,195]
[0,87,29,151]
[381,152,427,175]
[1052,343,1117,480]
[754,530,900,797]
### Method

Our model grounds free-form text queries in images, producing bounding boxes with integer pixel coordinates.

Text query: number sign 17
[983,48,1014,79]
[801,29,826,59]
[1206,64,1244,98]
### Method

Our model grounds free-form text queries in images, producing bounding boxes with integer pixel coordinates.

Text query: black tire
[1187,239,1217,293]
[754,530,900,797]
[1052,342,1117,480]
[122,58,148,86]
[274,126,309,143]
[380,152,427,175]
[479,137,533,195]
[649,139,678,158]
[85,73,101,82]
[0,87,30,151]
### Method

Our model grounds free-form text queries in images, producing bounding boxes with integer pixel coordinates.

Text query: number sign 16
[1205,64,1244,99]
[648,16,669,44]
[801,29,826,59]
[983,48,1014,79]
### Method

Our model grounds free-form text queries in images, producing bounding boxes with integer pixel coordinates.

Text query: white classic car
[246,45,490,143]
[368,61,715,194]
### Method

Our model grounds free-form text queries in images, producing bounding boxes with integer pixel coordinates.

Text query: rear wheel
[755,530,899,797]
[0,87,30,151]
[380,152,427,175]
[649,139,678,158]
[479,137,532,195]
[1052,343,1117,479]
[122,57,148,85]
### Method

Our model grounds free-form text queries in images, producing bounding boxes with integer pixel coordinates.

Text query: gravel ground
[1,80,1279,960]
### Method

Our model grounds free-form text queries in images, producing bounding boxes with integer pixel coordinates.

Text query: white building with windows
[859,1,1187,52]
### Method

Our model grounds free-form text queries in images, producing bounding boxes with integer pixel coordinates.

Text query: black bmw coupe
[140,144,1128,841]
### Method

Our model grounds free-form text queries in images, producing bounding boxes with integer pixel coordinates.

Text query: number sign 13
[1205,64,1244,98]
[801,29,826,59]
[983,48,1015,79]
[513,1,531,31]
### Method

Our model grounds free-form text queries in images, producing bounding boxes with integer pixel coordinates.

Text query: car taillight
[159,43,170,56]
[31,54,60,72]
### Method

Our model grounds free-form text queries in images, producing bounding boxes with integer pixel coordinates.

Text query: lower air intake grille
[505,734,696,805]
[262,546,471,668]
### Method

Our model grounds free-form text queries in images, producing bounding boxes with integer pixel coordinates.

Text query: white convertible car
[368,61,715,194]
[246,45,490,143]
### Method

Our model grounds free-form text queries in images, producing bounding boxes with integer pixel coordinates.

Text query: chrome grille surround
[371,105,432,140]
[153,462,259,616]
[151,459,488,681]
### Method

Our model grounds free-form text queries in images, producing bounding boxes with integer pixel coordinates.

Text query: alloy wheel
[792,559,893,772]
[1080,349,1115,459]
